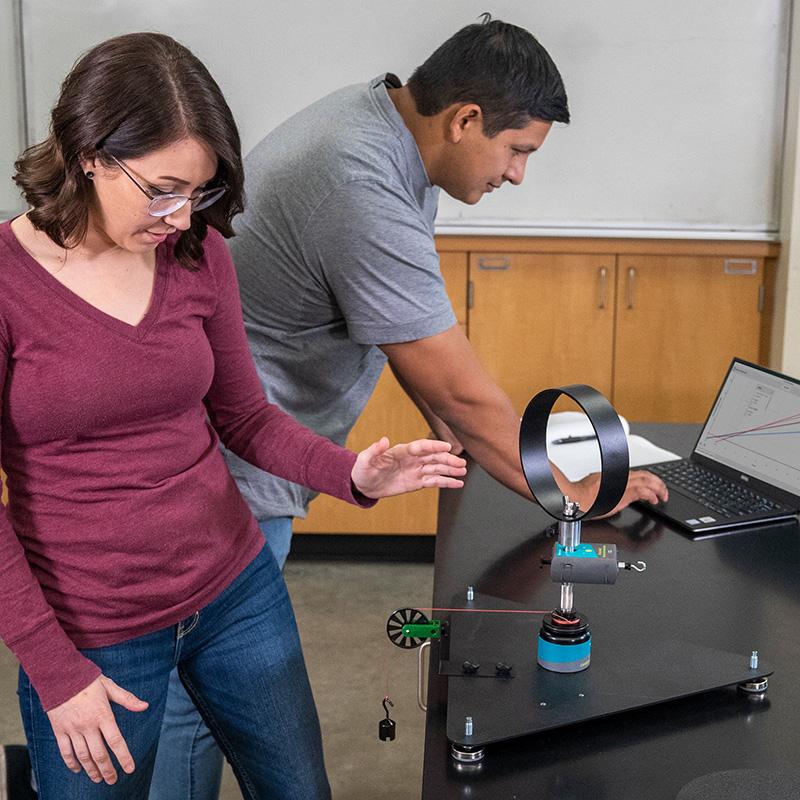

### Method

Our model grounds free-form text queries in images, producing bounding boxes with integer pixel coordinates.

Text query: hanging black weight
[379,697,396,741]
[379,718,396,741]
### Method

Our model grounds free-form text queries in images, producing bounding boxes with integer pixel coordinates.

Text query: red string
[414,607,551,615]
[382,639,391,698]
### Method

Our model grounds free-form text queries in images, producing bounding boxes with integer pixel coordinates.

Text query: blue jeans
[148,517,294,800]
[18,537,328,800]
[258,516,293,571]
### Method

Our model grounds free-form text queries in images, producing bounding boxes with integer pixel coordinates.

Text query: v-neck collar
[0,220,169,342]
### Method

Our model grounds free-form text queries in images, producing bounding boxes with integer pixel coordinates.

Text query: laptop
[640,358,800,534]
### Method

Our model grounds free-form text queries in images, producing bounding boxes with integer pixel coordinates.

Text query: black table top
[422,424,800,799]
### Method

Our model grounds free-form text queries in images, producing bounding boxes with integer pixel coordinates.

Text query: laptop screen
[694,360,800,498]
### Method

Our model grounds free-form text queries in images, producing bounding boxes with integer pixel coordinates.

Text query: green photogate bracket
[402,619,442,640]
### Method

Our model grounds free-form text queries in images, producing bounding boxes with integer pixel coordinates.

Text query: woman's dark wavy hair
[408,14,569,137]
[13,32,244,269]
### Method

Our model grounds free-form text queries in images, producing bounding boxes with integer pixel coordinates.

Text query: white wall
[0,0,23,217]
[771,0,800,374]
[16,0,792,237]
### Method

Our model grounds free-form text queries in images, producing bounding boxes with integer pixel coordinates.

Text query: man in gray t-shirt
[223,71,454,534]
[225,19,667,557]
[153,18,668,800]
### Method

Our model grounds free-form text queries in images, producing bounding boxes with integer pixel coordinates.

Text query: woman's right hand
[45,674,149,784]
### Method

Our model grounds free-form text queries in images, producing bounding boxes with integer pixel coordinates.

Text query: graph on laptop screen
[695,361,800,497]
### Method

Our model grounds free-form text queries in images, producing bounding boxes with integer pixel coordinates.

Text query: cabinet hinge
[467,281,474,310]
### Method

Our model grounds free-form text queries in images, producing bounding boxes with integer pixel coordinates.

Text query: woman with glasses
[0,32,466,799]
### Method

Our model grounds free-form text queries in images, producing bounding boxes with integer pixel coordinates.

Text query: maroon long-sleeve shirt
[0,221,371,710]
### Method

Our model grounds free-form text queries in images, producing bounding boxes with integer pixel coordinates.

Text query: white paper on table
[545,412,681,482]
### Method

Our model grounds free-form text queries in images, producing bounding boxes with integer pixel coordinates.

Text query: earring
[85,171,94,179]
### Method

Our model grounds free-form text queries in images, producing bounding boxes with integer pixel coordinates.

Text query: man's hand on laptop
[571,469,669,518]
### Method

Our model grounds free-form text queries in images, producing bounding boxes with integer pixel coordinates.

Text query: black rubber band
[519,385,629,521]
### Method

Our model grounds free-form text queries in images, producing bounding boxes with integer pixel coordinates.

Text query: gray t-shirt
[225,74,456,520]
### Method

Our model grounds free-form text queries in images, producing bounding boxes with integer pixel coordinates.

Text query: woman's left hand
[352,438,467,499]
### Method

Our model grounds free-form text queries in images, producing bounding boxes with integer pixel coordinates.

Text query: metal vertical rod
[558,496,581,552]
[560,583,574,614]
[417,640,430,712]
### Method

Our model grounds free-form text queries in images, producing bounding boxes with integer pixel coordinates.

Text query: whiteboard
[15,0,791,236]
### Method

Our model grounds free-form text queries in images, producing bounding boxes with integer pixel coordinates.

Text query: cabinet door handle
[598,266,608,309]
[724,258,757,275]
[627,267,636,309]
[477,256,511,271]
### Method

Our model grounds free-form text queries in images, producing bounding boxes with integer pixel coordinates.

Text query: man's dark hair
[407,14,569,137]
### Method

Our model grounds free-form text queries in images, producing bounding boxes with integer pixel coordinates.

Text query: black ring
[519,385,629,521]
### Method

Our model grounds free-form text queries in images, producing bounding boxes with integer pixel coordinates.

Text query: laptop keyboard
[648,461,790,518]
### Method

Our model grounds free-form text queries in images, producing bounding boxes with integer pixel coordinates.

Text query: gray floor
[0,558,432,800]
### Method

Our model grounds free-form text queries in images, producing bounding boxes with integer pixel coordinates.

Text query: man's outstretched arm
[381,325,668,514]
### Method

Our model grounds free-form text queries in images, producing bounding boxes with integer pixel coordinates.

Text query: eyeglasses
[107,154,227,218]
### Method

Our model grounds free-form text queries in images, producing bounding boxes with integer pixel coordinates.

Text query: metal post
[559,582,574,614]
[558,496,581,552]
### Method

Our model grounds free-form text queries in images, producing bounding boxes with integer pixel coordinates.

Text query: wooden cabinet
[614,255,764,422]
[466,248,770,424]
[468,253,615,414]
